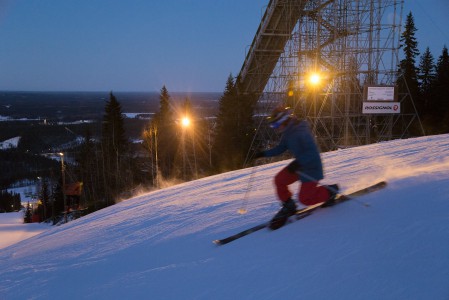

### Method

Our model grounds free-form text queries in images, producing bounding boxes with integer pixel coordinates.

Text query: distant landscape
[0,91,220,122]
[0,91,220,146]
[0,91,220,190]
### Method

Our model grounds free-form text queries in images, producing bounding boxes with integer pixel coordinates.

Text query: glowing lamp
[181,117,190,127]
[309,73,321,86]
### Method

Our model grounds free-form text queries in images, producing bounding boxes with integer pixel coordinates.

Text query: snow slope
[1,135,449,300]
[0,136,20,150]
[0,212,49,249]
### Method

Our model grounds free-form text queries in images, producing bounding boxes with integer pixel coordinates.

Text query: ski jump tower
[240,0,418,151]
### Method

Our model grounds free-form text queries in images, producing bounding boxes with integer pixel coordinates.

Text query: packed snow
[0,212,49,249]
[1,134,449,299]
[0,136,21,150]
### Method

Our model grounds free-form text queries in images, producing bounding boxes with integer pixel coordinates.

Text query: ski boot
[269,198,297,230]
[322,184,340,207]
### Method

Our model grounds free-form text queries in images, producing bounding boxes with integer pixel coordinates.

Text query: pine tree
[397,12,420,114]
[101,92,129,204]
[156,86,174,125]
[0,190,21,212]
[142,122,159,186]
[234,75,258,163]
[76,128,101,208]
[213,74,238,171]
[102,92,127,157]
[418,47,436,115]
[433,46,449,132]
[417,47,436,132]
[38,179,50,221]
[150,86,178,178]
[51,179,65,224]
[24,202,32,223]
[213,74,257,171]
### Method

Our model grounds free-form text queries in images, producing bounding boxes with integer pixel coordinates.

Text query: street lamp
[180,116,190,180]
[180,115,198,179]
[181,117,190,127]
[59,152,67,223]
[309,72,322,86]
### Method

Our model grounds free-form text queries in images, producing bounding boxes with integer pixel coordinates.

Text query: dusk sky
[0,0,448,93]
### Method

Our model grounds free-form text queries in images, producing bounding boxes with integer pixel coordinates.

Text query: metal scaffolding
[240,0,420,151]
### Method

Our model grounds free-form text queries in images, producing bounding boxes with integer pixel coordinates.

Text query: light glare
[182,117,190,127]
[309,73,321,85]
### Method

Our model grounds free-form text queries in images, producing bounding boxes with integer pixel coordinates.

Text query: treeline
[32,178,65,223]
[30,78,257,222]
[0,151,60,187]
[397,12,449,134]
[0,190,21,212]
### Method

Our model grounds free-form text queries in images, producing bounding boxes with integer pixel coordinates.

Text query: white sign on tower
[363,85,400,114]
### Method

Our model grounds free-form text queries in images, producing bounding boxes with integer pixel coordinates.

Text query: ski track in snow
[1,134,449,299]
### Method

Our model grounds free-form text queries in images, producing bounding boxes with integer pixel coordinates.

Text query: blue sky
[0,0,447,92]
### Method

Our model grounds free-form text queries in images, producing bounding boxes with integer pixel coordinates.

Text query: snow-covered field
[0,212,49,249]
[1,134,449,300]
[0,136,20,150]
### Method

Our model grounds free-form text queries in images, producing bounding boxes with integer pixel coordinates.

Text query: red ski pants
[274,167,330,206]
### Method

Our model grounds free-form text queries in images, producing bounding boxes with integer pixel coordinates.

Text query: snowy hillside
[0,136,20,149]
[1,135,449,300]
[0,212,49,249]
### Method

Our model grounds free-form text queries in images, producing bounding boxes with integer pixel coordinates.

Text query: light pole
[59,152,67,223]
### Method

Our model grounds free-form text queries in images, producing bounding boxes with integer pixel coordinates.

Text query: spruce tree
[76,128,101,208]
[417,47,436,132]
[151,86,178,178]
[142,122,159,186]
[397,12,420,115]
[51,179,65,223]
[234,76,258,163]
[38,179,50,221]
[101,92,128,204]
[418,47,436,115]
[157,86,174,124]
[102,92,127,156]
[24,202,32,223]
[213,74,238,171]
[0,190,21,212]
[213,74,257,171]
[433,46,449,132]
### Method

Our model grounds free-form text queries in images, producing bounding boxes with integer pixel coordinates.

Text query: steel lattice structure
[240,0,420,151]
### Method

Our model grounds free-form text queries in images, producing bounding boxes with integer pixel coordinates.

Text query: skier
[255,106,339,229]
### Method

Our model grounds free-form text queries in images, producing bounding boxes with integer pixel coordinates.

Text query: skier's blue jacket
[262,120,324,182]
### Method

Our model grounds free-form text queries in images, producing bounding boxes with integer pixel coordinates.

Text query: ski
[213,181,387,245]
